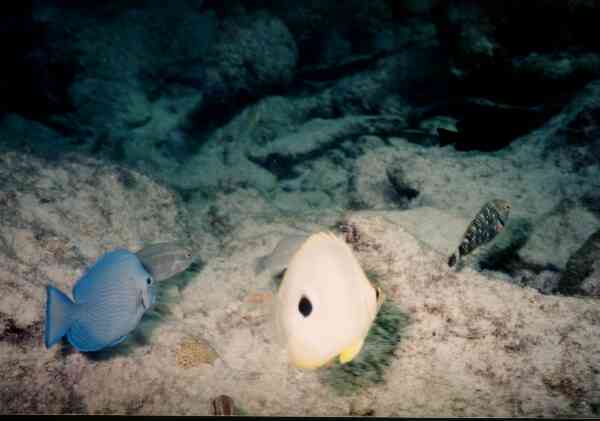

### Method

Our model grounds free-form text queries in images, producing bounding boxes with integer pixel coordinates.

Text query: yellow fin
[292,357,325,370]
[339,338,365,364]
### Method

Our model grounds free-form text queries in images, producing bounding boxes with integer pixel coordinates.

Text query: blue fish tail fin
[45,285,75,349]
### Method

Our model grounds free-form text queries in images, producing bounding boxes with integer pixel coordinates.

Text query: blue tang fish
[44,249,156,352]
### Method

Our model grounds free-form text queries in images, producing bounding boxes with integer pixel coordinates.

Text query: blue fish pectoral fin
[45,285,75,349]
[106,334,129,348]
[138,290,150,310]
[140,285,157,310]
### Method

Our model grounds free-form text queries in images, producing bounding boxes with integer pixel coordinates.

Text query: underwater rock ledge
[0,154,599,416]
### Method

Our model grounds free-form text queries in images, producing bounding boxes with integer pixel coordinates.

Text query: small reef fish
[135,242,195,282]
[448,199,511,268]
[45,249,156,352]
[274,231,383,369]
[254,233,310,279]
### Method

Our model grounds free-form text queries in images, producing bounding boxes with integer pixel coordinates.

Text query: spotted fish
[448,199,511,268]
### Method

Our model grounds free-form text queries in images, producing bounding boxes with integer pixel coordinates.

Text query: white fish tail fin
[45,285,74,349]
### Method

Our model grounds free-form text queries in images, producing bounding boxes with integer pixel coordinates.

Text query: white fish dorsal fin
[288,231,343,264]
[285,231,371,291]
[256,234,310,278]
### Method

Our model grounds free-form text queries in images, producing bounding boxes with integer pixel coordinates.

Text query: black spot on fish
[298,296,312,317]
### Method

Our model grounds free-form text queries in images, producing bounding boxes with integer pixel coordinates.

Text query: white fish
[274,231,382,369]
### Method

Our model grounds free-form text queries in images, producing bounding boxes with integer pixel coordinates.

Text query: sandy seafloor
[1,91,600,415]
[1,1,600,416]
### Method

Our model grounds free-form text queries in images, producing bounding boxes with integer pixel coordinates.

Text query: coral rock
[175,337,219,369]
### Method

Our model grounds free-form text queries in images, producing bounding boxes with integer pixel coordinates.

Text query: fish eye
[146,277,152,285]
[298,296,312,317]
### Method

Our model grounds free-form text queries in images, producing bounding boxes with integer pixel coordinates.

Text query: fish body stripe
[66,278,146,351]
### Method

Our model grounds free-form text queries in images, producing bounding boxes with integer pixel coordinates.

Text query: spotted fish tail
[448,250,459,267]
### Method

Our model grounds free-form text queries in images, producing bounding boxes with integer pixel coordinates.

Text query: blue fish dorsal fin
[73,249,140,302]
